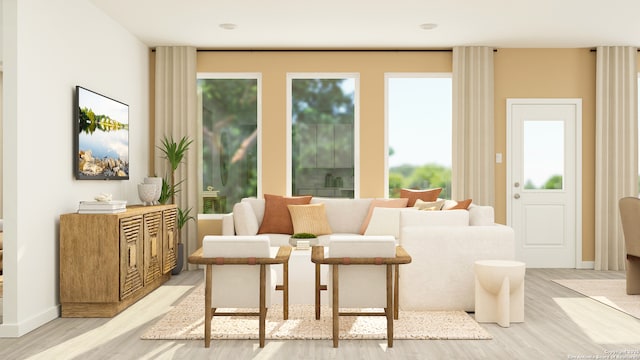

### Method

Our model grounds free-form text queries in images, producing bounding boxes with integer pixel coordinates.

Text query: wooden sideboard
[59,204,177,317]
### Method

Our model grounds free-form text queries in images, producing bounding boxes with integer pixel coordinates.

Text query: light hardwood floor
[0,268,639,360]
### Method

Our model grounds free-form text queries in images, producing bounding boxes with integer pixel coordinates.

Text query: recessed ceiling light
[419,23,438,30]
[219,23,237,30]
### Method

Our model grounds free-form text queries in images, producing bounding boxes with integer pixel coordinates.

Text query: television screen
[74,86,129,180]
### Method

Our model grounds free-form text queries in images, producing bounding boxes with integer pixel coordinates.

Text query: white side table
[474,259,526,327]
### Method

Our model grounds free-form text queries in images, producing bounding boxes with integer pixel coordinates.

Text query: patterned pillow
[414,198,446,211]
[288,203,332,236]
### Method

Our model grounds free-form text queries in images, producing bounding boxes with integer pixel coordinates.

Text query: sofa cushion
[232,202,260,235]
[288,203,332,236]
[469,205,495,225]
[240,197,264,223]
[400,188,442,207]
[359,198,409,234]
[258,194,312,235]
[364,207,414,239]
[310,197,372,234]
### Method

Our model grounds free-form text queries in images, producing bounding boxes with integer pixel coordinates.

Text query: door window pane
[523,120,564,190]
[198,77,259,212]
[387,76,452,198]
[291,77,355,198]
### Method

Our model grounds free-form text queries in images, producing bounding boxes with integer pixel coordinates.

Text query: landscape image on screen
[76,87,129,179]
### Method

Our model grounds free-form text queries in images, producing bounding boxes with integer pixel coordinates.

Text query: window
[197,74,260,213]
[523,120,564,190]
[288,74,358,198]
[386,74,452,198]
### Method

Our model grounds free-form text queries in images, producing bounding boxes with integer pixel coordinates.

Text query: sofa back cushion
[233,202,260,235]
[310,197,372,234]
[364,207,415,239]
[468,205,495,226]
[400,208,469,227]
[241,197,265,224]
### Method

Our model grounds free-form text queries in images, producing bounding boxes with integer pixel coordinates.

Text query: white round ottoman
[474,260,526,327]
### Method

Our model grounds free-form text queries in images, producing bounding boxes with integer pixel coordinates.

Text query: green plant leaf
[177,207,195,230]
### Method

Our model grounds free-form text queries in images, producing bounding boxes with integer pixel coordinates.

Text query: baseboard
[577,261,595,270]
[0,304,59,337]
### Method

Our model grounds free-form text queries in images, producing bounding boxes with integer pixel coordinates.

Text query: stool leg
[510,279,525,323]
[497,277,510,327]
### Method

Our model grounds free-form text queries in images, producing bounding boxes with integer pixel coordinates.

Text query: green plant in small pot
[290,232,318,247]
[172,207,195,275]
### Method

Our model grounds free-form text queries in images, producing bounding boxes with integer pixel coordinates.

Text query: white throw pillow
[233,202,260,235]
[414,198,445,211]
[364,207,410,239]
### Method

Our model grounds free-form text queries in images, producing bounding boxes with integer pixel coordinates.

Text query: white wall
[0,0,150,336]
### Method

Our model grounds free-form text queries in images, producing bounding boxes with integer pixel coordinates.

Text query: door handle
[514,182,520,188]
[514,193,520,199]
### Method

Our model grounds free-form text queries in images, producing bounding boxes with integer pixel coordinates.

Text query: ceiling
[90,0,640,49]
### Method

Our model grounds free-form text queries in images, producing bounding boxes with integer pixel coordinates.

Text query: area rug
[141,284,491,340]
[553,279,640,319]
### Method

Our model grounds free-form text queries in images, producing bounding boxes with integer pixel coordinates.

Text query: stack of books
[78,200,127,214]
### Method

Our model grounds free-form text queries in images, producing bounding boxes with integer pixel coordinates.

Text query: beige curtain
[452,47,495,206]
[155,46,198,270]
[595,46,638,271]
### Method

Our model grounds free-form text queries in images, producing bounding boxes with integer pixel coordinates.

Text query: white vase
[138,183,156,206]
[144,177,163,204]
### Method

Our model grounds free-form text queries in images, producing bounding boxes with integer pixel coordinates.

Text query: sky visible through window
[388,76,452,167]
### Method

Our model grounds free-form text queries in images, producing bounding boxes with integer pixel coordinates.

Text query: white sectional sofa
[218,196,515,311]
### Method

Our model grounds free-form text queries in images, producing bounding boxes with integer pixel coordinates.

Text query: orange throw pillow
[359,198,409,234]
[400,188,443,207]
[446,199,473,210]
[258,194,312,234]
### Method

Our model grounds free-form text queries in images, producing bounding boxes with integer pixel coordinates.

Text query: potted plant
[172,207,195,275]
[157,135,193,274]
[290,232,318,248]
[158,135,193,205]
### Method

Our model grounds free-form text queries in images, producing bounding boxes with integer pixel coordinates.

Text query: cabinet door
[120,215,144,300]
[143,211,163,284]
[162,207,178,274]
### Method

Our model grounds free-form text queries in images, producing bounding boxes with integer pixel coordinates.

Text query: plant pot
[172,242,184,275]
[289,236,318,247]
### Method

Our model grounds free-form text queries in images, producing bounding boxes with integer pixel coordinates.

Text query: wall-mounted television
[74,86,129,180]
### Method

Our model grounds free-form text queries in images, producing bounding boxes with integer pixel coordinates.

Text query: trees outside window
[198,75,259,212]
[289,75,357,198]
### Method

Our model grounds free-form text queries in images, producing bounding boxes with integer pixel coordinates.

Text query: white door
[507,99,582,268]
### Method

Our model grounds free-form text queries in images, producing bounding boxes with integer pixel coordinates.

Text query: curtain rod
[197,49,454,52]
[152,48,500,52]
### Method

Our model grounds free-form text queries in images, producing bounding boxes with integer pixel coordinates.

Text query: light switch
[495,153,503,163]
